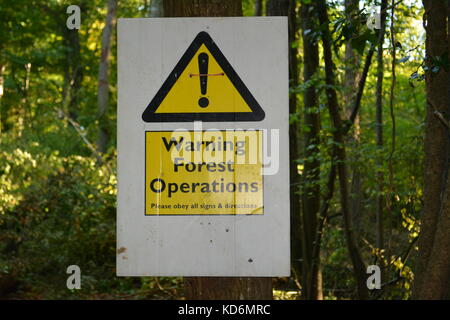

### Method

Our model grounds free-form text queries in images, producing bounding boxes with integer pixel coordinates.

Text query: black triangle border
[142,31,265,122]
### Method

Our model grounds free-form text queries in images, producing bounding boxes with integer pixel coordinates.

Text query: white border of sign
[117,17,290,277]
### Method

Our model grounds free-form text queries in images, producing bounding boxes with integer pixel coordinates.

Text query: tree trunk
[149,0,164,17]
[344,0,363,240]
[300,1,322,300]
[413,0,450,300]
[266,0,288,15]
[0,63,4,139]
[316,0,368,299]
[62,27,82,121]
[254,0,263,16]
[375,0,388,261]
[267,0,304,294]
[164,0,242,17]
[343,0,360,112]
[184,277,272,300]
[163,0,272,300]
[386,0,397,278]
[97,0,117,154]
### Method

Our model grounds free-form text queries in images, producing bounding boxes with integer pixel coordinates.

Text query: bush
[0,143,122,298]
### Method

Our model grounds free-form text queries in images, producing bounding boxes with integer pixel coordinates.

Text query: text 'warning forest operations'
[145,130,263,215]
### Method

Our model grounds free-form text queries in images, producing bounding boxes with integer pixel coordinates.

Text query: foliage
[0,0,429,300]
[0,141,111,297]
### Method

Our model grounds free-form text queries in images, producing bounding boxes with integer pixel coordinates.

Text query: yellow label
[145,130,263,215]
[155,44,252,114]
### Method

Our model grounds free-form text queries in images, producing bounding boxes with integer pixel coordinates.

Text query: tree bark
[164,0,242,17]
[288,1,303,293]
[386,0,397,276]
[344,0,360,113]
[344,0,363,241]
[149,0,164,17]
[375,0,388,260]
[0,64,4,139]
[266,0,288,16]
[97,0,117,153]
[316,0,368,299]
[266,0,305,294]
[254,0,263,16]
[62,26,82,121]
[300,1,322,300]
[163,0,272,300]
[184,277,272,300]
[309,30,375,301]
[413,0,450,300]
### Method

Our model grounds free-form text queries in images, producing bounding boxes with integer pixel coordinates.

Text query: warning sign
[145,130,263,215]
[142,31,265,122]
[118,18,290,277]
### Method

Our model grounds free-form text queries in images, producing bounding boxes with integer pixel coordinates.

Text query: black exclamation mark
[198,53,209,108]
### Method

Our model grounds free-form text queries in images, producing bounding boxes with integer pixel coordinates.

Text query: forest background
[0,0,448,300]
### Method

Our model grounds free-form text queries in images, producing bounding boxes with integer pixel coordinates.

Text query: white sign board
[117,17,290,277]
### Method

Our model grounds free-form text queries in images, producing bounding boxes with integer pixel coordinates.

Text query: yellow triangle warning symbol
[142,32,265,122]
